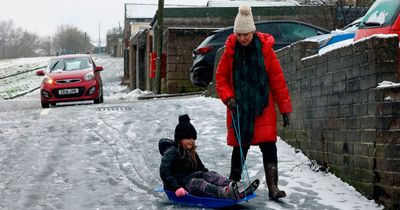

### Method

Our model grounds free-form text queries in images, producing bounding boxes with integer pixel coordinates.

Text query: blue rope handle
[230,105,252,196]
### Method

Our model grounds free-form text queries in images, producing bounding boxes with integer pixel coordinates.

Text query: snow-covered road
[0,55,382,209]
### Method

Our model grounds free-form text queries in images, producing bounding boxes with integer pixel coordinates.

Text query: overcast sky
[0,0,209,46]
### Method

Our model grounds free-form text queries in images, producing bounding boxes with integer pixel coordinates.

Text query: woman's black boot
[265,163,286,200]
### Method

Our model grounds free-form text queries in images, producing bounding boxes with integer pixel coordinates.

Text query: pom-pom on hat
[234,5,256,34]
[174,114,197,143]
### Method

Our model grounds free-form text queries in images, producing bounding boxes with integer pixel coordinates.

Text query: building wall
[162,28,216,94]
[130,22,151,39]
[129,30,148,91]
[275,36,400,209]
[163,6,340,30]
[106,34,123,57]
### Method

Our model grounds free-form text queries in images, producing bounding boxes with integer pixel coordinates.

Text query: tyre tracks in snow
[89,118,161,199]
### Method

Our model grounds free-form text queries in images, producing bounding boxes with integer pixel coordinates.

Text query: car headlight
[43,76,54,85]
[84,72,95,81]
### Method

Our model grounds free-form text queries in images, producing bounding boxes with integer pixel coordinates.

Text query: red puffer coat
[216,32,292,146]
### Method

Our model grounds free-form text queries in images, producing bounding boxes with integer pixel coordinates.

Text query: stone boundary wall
[275,36,400,209]
[163,28,215,94]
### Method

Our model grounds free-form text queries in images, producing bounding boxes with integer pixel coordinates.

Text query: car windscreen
[359,0,400,28]
[50,57,92,72]
[342,17,363,32]
[47,59,57,73]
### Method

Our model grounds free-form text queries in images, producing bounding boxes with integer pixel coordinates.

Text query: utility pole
[48,36,51,56]
[2,38,6,59]
[119,22,122,38]
[84,32,87,53]
[98,22,101,54]
[155,0,164,94]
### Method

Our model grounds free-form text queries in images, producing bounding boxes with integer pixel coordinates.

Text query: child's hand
[175,187,188,197]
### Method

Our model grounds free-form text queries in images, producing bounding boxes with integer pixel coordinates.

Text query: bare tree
[0,20,14,59]
[302,0,372,29]
[0,20,40,59]
[7,29,40,58]
[335,0,372,26]
[0,21,95,59]
[37,36,53,56]
[53,25,93,55]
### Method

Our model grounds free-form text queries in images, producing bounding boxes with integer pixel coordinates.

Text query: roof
[206,0,301,7]
[125,4,158,19]
[125,2,209,19]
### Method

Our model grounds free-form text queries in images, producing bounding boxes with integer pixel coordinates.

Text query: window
[276,23,320,42]
[257,23,281,39]
[213,30,233,43]
[50,57,91,71]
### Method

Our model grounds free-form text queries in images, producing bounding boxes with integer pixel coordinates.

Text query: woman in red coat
[215,4,292,200]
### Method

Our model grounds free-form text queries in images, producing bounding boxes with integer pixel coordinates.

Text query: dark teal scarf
[233,34,269,145]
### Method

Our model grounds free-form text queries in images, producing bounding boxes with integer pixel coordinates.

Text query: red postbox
[150,52,166,78]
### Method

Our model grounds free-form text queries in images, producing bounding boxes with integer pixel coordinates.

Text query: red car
[354,0,400,41]
[354,0,400,72]
[36,54,104,108]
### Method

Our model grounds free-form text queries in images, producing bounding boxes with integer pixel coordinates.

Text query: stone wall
[275,36,400,209]
[162,28,215,94]
[374,86,400,209]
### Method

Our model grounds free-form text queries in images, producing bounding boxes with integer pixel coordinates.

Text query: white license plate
[59,88,79,95]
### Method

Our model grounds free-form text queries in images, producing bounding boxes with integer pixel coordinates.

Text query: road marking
[40,109,51,115]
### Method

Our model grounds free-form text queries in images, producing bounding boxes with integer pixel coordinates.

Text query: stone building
[146,5,339,94]
[123,3,157,84]
[106,29,123,57]
[125,2,365,94]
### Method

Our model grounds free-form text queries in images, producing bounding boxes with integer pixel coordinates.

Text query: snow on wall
[376,81,400,89]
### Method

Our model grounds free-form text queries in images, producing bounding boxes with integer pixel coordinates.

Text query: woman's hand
[226,98,236,110]
[175,187,188,197]
[282,113,290,127]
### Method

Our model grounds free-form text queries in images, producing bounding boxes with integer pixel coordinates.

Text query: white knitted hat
[234,5,256,34]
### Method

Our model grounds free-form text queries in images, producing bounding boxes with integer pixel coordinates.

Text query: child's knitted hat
[174,114,197,143]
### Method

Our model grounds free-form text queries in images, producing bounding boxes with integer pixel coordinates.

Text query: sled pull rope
[230,105,251,196]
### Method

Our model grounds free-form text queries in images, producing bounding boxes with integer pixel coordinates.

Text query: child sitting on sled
[159,114,259,200]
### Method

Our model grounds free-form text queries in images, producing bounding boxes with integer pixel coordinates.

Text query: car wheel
[41,102,49,108]
[99,94,104,103]
[94,97,101,104]
[94,86,103,104]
